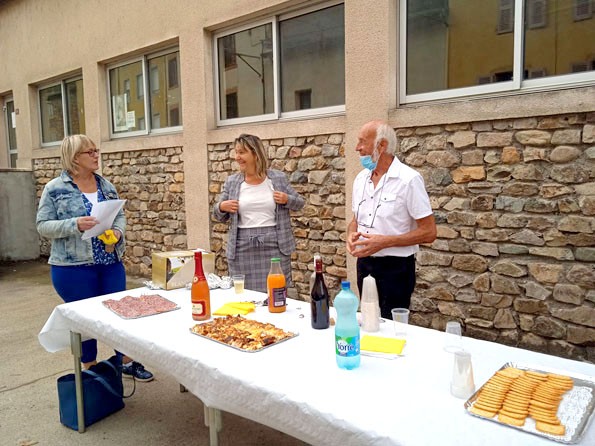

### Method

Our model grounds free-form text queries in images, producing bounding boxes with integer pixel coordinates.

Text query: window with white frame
[108,48,182,137]
[400,0,595,104]
[215,1,345,125]
[3,96,17,167]
[38,77,85,145]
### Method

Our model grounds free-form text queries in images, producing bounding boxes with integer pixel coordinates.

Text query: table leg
[70,331,85,433]
[203,405,222,446]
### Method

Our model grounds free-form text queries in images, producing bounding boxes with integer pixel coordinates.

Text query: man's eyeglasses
[356,198,382,229]
[355,173,388,229]
[80,148,100,156]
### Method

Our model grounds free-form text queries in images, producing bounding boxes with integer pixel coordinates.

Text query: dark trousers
[51,262,126,363]
[356,255,416,320]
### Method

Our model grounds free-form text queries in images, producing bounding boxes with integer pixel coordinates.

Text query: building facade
[1,0,594,361]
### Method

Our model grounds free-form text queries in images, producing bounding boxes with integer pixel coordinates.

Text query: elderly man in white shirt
[346,120,437,319]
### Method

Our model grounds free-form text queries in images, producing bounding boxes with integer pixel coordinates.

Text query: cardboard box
[151,249,215,290]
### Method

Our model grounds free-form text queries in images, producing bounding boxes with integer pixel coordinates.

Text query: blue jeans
[51,262,125,363]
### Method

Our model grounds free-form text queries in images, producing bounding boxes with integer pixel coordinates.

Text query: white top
[238,178,276,228]
[83,191,98,207]
[352,157,433,257]
[38,286,595,446]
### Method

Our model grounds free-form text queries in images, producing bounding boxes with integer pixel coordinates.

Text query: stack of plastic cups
[360,275,380,332]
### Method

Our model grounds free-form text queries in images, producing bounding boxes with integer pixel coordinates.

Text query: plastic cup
[391,308,409,338]
[232,275,245,294]
[444,321,463,353]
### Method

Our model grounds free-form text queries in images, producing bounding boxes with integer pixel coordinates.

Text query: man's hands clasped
[347,231,387,258]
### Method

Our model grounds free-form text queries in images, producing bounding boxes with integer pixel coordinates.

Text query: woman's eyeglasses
[235,134,257,150]
[80,148,100,156]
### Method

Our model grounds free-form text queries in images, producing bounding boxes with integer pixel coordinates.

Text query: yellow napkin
[98,229,118,245]
[361,335,406,355]
[213,302,256,316]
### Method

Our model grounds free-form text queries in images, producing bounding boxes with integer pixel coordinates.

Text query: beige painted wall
[1,0,593,282]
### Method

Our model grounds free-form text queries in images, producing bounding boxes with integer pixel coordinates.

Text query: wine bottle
[310,254,330,329]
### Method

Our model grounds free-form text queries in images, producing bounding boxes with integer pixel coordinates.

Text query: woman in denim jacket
[36,135,153,381]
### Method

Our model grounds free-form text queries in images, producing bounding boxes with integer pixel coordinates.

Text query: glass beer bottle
[267,258,287,313]
[191,251,211,321]
[310,254,330,329]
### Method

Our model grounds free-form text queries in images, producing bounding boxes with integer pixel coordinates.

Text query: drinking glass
[450,350,475,399]
[391,308,409,338]
[444,321,463,353]
[232,274,245,294]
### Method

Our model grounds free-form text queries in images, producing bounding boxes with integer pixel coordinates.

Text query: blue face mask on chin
[359,147,379,170]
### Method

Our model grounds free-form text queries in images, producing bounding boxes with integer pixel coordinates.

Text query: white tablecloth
[39,287,595,446]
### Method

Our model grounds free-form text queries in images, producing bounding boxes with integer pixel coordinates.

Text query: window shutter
[574,0,593,21]
[571,61,589,72]
[527,0,547,29]
[498,0,514,33]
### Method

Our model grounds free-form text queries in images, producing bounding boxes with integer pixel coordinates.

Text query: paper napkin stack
[360,335,406,358]
[213,302,256,316]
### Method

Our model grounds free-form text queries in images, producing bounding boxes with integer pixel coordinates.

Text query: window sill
[390,85,595,128]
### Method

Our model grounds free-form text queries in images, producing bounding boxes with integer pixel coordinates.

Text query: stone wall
[406,113,595,362]
[208,135,347,300]
[34,147,186,275]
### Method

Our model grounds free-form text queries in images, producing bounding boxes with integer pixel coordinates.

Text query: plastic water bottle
[334,281,360,370]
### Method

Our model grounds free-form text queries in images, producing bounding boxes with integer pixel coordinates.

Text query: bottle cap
[341,280,350,288]
[271,257,280,262]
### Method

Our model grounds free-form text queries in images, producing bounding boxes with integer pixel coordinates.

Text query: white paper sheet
[81,199,126,240]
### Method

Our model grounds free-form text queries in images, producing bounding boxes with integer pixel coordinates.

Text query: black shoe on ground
[122,361,154,382]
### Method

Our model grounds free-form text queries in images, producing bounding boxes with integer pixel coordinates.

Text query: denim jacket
[36,171,126,266]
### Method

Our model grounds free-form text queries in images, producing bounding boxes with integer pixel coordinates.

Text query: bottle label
[192,302,206,317]
[335,334,360,357]
[271,287,287,307]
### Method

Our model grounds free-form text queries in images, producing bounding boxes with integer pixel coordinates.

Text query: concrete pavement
[0,259,308,446]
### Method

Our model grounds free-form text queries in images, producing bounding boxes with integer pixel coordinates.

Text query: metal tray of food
[465,362,595,444]
[189,315,298,353]
[102,294,180,319]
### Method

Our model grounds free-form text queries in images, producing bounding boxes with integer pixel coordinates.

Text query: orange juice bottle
[267,258,287,313]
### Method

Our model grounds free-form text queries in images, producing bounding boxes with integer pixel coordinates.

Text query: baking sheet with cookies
[464,363,595,444]
[189,316,298,353]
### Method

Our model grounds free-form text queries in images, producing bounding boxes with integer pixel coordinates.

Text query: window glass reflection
[110,61,143,134]
[279,4,345,112]
[524,0,595,79]
[406,0,515,94]
[6,100,17,166]
[40,85,64,143]
[218,23,274,120]
[65,79,85,135]
[148,51,183,129]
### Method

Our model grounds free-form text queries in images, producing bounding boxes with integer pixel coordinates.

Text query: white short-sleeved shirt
[238,178,276,228]
[351,157,433,257]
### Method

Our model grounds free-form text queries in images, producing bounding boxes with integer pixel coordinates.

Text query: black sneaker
[122,361,154,382]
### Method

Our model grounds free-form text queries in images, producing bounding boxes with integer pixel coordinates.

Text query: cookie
[498,413,526,426]
[535,421,565,436]
[470,405,497,418]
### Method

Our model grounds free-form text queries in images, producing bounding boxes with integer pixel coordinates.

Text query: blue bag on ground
[57,355,125,430]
